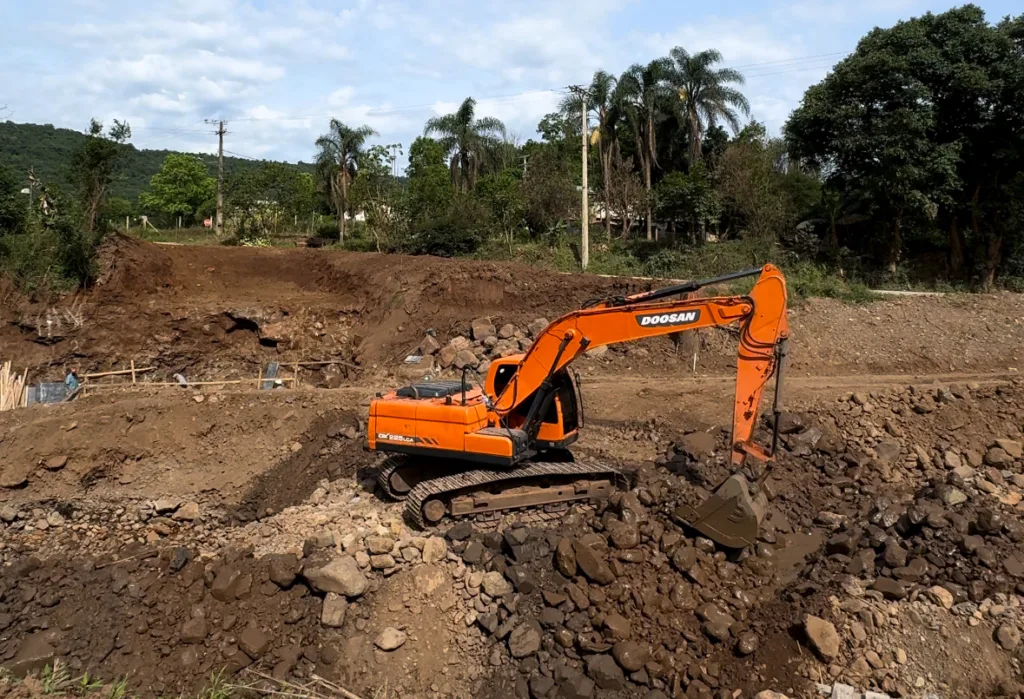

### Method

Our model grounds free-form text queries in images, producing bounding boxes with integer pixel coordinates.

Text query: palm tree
[668,47,750,166]
[560,71,619,237]
[315,119,378,242]
[615,59,673,240]
[424,97,507,193]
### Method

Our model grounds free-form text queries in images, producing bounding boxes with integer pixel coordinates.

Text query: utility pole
[569,86,589,272]
[206,120,227,237]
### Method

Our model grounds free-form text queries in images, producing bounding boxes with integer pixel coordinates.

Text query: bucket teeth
[674,474,767,549]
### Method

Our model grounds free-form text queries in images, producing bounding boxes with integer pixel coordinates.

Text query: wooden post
[130,359,136,384]
[293,363,300,388]
[257,366,262,390]
[126,216,130,233]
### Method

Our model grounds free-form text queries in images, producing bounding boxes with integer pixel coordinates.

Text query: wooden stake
[294,363,300,388]
[130,359,136,384]
[84,366,155,379]
[257,366,263,389]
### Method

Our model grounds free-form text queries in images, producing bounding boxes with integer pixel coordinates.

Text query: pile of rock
[404,317,550,379]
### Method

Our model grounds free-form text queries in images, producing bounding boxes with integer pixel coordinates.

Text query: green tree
[424,97,507,193]
[656,164,720,242]
[71,118,131,235]
[138,154,215,225]
[350,145,405,251]
[615,58,673,240]
[405,137,454,224]
[315,119,378,242]
[718,123,797,239]
[667,48,750,166]
[521,145,577,238]
[477,170,526,253]
[0,165,27,236]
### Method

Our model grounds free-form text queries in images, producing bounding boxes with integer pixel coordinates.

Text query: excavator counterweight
[367,264,790,548]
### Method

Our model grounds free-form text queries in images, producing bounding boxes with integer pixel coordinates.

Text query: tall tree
[668,47,750,166]
[315,119,377,242]
[139,154,215,226]
[615,59,672,240]
[424,97,507,193]
[71,119,131,235]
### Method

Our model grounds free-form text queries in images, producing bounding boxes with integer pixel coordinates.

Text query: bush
[405,198,491,257]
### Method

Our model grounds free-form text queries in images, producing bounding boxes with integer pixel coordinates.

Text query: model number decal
[636,310,701,327]
[377,432,419,443]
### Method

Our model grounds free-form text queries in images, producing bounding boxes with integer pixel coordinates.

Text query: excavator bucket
[674,474,768,549]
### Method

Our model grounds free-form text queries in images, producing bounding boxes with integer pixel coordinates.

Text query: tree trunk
[827,220,839,257]
[644,160,652,241]
[339,174,348,243]
[886,214,902,275]
[948,215,965,278]
[601,143,612,239]
[688,106,701,166]
[982,233,1002,291]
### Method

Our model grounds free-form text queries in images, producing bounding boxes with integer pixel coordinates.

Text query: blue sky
[1,0,1018,165]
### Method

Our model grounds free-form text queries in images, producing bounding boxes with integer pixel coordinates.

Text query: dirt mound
[3,241,1024,387]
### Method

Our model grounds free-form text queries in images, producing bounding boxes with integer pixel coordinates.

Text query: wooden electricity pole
[206,119,227,237]
[569,86,589,272]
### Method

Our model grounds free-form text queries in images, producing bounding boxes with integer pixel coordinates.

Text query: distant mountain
[0,121,315,202]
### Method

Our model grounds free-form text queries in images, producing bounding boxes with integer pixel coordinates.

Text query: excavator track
[403,460,631,530]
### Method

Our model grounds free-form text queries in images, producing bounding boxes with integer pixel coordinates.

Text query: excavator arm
[492,264,789,466]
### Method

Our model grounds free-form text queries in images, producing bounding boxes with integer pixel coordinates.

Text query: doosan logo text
[636,310,701,327]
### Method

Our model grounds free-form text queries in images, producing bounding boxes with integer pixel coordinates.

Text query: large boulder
[304,556,368,598]
[803,616,839,659]
[573,540,615,585]
[471,318,497,342]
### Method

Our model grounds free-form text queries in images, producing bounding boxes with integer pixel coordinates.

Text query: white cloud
[131,92,192,114]
[645,19,800,65]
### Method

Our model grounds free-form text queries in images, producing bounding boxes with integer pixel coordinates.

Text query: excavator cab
[487,358,582,452]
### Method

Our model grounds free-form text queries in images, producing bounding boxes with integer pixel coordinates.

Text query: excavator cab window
[544,370,579,431]
[493,364,517,398]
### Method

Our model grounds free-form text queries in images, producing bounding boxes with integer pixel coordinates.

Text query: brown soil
[2,240,1024,699]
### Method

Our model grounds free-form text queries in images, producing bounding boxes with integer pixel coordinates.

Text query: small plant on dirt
[196,671,233,699]
[74,672,105,696]
[104,677,129,699]
[41,661,74,694]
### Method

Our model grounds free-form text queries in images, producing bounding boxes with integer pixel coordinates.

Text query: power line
[726,51,851,71]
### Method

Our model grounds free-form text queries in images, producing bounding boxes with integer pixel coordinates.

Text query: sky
[0,0,1018,166]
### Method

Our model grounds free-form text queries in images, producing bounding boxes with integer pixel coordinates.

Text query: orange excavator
[367,264,789,548]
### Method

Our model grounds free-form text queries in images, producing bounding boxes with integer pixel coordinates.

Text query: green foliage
[521,145,576,237]
[0,121,314,202]
[349,144,405,251]
[138,153,215,225]
[405,196,490,257]
[718,124,799,239]
[656,164,720,240]
[315,119,378,241]
[424,97,508,193]
[406,137,454,223]
[476,170,526,252]
[786,5,1024,284]
[0,164,28,236]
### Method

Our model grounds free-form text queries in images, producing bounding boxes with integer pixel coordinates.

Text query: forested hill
[0,121,315,202]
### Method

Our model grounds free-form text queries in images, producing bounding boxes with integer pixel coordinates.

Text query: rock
[447,521,474,541]
[574,540,614,584]
[943,451,962,470]
[239,625,270,659]
[0,505,17,522]
[603,613,631,640]
[995,438,1023,459]
[370,553,395,569]
[606,520,640,549]
[321,593,347,628]
[508,620,542,658]
[874,440,901,464]
[454,349,479,370]
[872,577,909,600]
[679,431,716,458]
[558,671,595,699]
[754,692,790,699]
[211,565,243,602]
[555,538,577,576]
[416,535,446,564]
[482,571,513,597]
[169,547,192,573]
[374,627,407,651]
[883,540,908,568]
[181,618,208,643]
[154,498,179,514]
[585,654,625,690]
[612,641,648,672]
[671,546,697,572]
[462,541,485,565]
[365,535,394,555]
[419,334,441,355]
[43,455,68,471]
[412,564,446,595]
[527,318,549,337]
[940,487,967,506]
[530,675,555,699]
[927,586,955,610]
[304,556,368,598]
[477,613,499,634]
[172,501,200,521]
[471,318,497,341]
[6,632,56,677]
[776,412,806,434]
[438,345,458,368]
[985,447,1012,467]
[804,616,840,659]
[497,323,516,339]
[737,631,760,655]
[996,624,1020,651]
[268,554,301,588]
